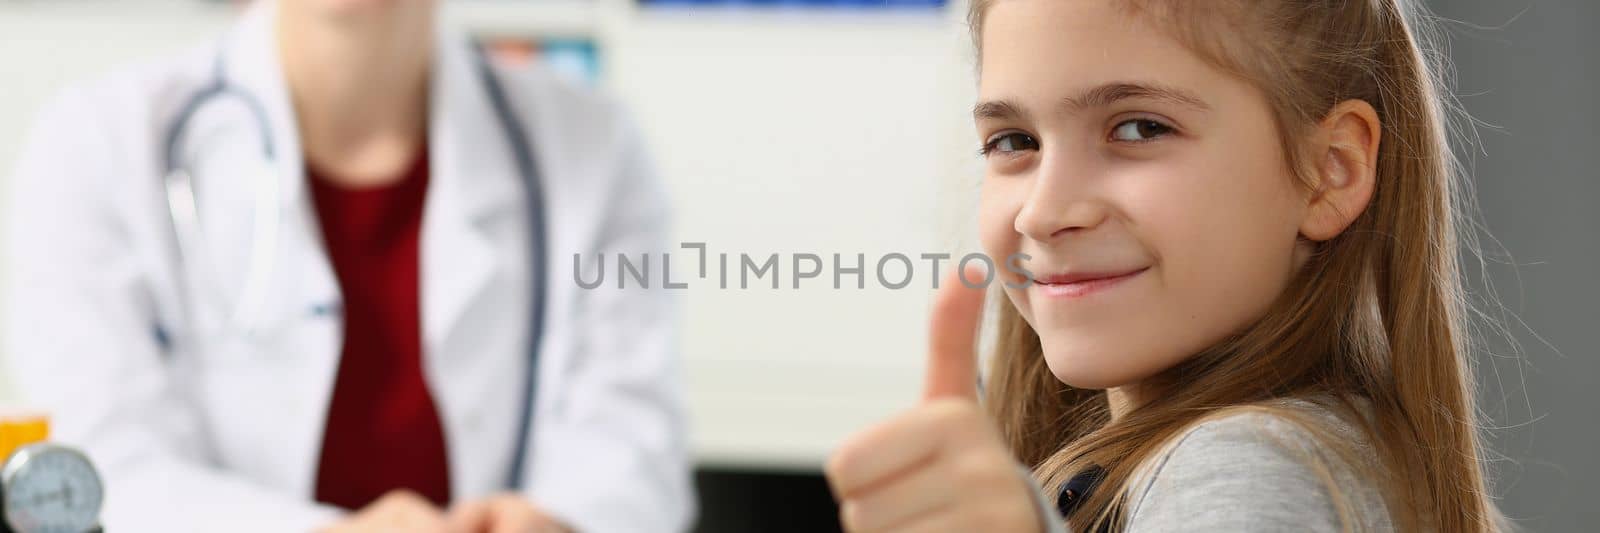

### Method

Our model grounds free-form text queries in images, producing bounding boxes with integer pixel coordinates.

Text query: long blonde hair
[969,1,1505,531]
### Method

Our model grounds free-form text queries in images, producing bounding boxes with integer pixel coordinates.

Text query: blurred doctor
[3,0,690,531]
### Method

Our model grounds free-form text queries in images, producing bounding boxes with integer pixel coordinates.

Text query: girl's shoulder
[1121,398,1394,532]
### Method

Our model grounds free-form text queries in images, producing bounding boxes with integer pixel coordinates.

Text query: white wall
[0,0,983,469]
[603,5,983,469]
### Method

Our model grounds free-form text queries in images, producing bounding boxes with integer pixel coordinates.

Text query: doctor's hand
[319,489,450,533]
[825,265,1042,533]
[447,493,573,533]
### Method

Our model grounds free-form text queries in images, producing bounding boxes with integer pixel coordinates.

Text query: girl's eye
[1110,119,1175,142]
[980,132,1040,156]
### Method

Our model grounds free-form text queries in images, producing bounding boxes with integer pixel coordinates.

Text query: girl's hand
[826,265,1043,533]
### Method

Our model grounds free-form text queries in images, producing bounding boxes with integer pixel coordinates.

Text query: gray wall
[1429,1,1599,530]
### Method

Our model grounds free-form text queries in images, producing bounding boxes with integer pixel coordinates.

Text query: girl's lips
[1030,267,1149,298]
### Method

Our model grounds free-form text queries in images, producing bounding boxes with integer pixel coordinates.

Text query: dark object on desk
[692,466,842,533]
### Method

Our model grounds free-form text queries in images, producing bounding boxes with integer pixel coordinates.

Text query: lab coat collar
[421,23,523,352]
[227,0,307,217]
[214,2,332,501]
[429,25,525,224]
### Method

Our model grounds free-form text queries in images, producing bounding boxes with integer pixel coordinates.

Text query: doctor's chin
[0,0,1592,532]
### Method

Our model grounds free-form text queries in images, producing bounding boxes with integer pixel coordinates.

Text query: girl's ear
[1300,99,1381,242]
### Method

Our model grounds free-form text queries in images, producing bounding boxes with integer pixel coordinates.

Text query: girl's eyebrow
[973,81,1211,122]
[1063,81,1212,113]
[972,99,1027,121]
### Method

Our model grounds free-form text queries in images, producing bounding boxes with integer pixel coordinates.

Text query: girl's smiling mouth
[1031,266,1150,298]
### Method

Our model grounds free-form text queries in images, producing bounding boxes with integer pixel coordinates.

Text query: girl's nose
[1014,155,1109,241]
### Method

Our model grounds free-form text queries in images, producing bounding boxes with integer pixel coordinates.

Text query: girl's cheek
[979,180,1037,327]
[977,178,1027,261]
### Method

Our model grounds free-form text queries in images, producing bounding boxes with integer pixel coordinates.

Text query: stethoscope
[158,38,547,490]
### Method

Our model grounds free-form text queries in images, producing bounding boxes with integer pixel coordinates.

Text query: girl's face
[976,0,1312,392]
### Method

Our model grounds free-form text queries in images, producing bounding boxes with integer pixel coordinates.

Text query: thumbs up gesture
[825,265,1043,533]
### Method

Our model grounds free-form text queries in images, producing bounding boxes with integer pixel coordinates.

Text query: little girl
[827,1,1505,531]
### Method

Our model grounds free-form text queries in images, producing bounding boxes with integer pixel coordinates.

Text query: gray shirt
[1030,406,1394,532]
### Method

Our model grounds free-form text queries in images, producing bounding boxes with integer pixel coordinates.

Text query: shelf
[631,3,951,27]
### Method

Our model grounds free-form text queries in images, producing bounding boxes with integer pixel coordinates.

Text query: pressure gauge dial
[0,443,102,533]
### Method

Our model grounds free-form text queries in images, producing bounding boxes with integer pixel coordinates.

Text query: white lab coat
[2,3,691,532]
